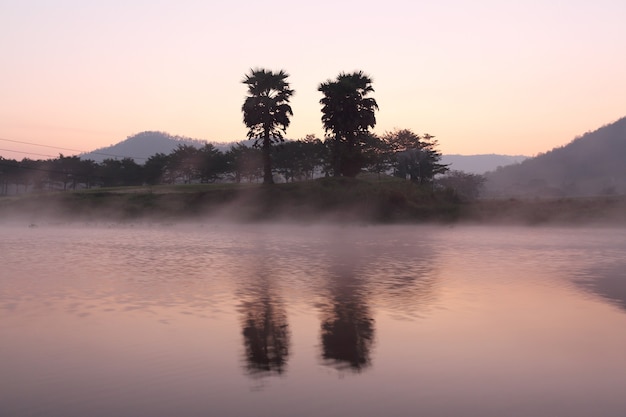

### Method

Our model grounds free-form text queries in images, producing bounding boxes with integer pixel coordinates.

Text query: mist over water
[2,223,626,417]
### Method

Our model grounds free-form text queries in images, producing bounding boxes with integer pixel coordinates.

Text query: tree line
[1,68,456,194]
[0,128,448,194]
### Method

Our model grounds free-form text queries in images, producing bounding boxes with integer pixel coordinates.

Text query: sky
[1,0,625,160]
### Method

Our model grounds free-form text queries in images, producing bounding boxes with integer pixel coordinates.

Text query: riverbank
[1,177,625,225]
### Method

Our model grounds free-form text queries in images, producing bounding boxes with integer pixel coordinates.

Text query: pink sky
[1,0,625,160]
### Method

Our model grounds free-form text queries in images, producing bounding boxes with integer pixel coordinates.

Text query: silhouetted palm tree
[318,71,378,177]
[242,68,294,184]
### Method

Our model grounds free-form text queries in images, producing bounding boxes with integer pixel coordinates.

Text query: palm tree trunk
[262,130,274,184]
[333,137,341,177]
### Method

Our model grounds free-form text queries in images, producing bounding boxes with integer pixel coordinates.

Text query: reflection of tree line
[239,241,439,376]
[575,262,626,312]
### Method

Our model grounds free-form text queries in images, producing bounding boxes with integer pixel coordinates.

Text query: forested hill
[79,131,219,163]
[484,117,626,197]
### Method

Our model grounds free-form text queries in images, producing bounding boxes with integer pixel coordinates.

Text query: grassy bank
[0,176,459,223]
[463,195,626,225]
[1,176,625,225]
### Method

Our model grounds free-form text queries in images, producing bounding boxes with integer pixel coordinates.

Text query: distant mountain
[80,131,233,163]
[484,117,626,197]
[441,154,527,175]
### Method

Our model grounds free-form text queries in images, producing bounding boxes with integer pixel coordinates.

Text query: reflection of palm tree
[237,250,290,377]
[319,259,375,372]
[316,233,441,372]
[321,297,374,371]
[241,294,289,375]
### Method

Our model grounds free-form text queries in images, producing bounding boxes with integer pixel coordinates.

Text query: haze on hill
[484,116,626,197]
[79,131,225,163]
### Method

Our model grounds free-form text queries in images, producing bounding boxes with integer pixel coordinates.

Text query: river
[1,223,626,417]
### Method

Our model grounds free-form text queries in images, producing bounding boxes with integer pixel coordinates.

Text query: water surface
[1,223,626,417]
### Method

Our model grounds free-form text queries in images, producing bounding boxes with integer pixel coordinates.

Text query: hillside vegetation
[485,117,626,197]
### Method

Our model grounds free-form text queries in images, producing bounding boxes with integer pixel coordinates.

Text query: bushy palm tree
[318,71,378,177]
[242,68,294,184]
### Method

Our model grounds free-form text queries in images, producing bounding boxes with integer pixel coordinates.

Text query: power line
[0,137,148,161]
[0,148,57,159]
[0,137,85,153]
